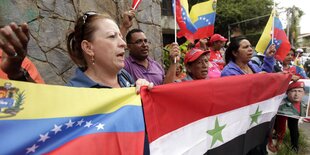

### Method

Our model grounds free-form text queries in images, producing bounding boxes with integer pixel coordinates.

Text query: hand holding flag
[265,44,276,57]
[120,9,136,36]
[255,9,290,61]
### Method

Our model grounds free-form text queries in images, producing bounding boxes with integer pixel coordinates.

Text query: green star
[207,117,226,147]
[250,106,262,125]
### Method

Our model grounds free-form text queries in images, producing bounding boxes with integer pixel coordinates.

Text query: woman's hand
[135,78,154,94]
[280,71,300,82]
[265,44,276,57]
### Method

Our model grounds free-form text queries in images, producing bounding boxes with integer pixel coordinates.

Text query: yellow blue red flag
[189,0,217,40]
[0,79,145,154]
[256,9,290,61]
[173,0,198,42]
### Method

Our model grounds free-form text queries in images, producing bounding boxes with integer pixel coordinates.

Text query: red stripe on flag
[274,28,291,61]
[193,25,214,40]
[132,0,142,10]
[140,73,291,142]
[46,132,145,155]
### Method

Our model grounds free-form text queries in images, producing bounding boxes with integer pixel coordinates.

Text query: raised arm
[0,23,35,82]
[163,42,180,84]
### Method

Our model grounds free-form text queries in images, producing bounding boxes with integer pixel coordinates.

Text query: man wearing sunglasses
[125,28,179,86]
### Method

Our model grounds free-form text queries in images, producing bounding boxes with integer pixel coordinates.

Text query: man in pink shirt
[209,34,227,70]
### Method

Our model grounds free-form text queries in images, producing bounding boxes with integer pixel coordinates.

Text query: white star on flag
[26,144,39,154]
[65,119,75,128]
[84,121,93,128]
[51,124,62,134]
[76,119,84,126]
[38,132,50,142]
[96,123,105,130]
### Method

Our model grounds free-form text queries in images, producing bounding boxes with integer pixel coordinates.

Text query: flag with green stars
[140,73,291,155]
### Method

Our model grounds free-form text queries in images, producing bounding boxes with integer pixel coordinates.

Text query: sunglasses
[81,11,97,39]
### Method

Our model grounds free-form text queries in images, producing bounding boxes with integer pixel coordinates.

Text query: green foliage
[285,6,304,47]
[162,41,189,71]
[276,127,309,155]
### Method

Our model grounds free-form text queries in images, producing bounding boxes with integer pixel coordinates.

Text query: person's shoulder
[66,68,95,87]
[119,69,135,85]
[148,57,164,69]
[221,62,242,77]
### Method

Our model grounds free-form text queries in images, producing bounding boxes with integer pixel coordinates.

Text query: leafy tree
[285,5,304,47]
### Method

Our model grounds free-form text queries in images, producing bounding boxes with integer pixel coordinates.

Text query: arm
[163,43,180,84]
[0,23,35,82]
[120,9,136,37]
[261,44,276,73]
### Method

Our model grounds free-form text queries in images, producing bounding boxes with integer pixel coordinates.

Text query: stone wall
[0,0,162,85]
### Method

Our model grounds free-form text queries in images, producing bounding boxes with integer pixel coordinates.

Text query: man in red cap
[176,48,208,81]
[269,81,307,153]
[209,34,227,70]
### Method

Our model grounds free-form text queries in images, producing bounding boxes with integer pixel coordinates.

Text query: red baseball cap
[184,48,207,64]
[287,81,305,91]
[210,34,227,43]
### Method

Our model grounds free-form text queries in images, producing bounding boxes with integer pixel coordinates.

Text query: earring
[91,55,95,65]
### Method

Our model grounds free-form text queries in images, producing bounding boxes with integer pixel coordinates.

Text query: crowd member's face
[127,32,149,61]
[186,54,209,80]
[283,50,294,65]
[287,88,305,103]
[213,41,225,50]
[233,39,253,63]
[90,18,126,72]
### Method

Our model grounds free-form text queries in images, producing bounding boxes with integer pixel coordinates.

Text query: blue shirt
[67,68,134,88]
[221,56,275,77]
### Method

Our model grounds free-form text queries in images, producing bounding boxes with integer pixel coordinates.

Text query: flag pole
[174,0,177,63]
[271,1,275,44]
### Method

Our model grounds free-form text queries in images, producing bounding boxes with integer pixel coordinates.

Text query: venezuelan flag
[0,79,145,154]
[256,9,290,61]
[174,0,197,42]
[190,0,216,40]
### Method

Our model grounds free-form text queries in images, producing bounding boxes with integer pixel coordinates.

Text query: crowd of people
[0,9,309,154]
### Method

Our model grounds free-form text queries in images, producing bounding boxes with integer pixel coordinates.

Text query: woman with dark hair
[221,36,276,77]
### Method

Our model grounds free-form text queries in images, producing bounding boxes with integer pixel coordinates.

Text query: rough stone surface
[0,0,162,85]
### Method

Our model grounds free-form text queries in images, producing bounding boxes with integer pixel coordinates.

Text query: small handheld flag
[132,0,142,10]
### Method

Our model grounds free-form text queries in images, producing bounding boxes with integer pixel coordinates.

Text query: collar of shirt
[67,68,133,88]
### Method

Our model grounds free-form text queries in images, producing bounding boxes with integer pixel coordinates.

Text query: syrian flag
[132,0,142,10]
[140,73,291,154]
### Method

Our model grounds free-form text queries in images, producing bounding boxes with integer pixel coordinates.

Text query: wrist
[8,68,31,81]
